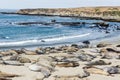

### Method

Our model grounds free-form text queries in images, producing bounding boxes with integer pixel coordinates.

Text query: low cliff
[17,7,120,21]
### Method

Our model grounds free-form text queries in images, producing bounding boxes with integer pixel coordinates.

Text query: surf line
[43,33,91,42]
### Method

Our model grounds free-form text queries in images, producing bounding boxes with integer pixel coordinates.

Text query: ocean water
[0,11,120,49]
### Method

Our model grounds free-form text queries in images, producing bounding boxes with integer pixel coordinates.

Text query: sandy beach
[0,6,120,80]
[0,38,120,80]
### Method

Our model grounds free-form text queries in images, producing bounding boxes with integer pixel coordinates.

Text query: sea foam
[0,33,90,47]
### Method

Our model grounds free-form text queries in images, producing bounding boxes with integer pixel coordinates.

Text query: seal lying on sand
[29,64,43,72]
[56,62,79,67]
[83,66,110,76]
[0,71,20,77]
[86,60,111,66]
[0,71,20,80]
[2,60,24,66]
[29,63,52,77]
[103,66,120,74]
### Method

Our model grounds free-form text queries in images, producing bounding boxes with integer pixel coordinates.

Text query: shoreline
[0,33,120,51]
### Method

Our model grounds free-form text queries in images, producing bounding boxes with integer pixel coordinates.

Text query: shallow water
[0,11,120,49]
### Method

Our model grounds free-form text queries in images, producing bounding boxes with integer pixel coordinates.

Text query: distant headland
[15,6,120,22]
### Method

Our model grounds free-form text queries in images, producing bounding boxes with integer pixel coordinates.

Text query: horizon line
[1,5,120,10]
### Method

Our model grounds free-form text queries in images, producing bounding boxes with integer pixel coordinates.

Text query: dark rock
[82,40,90,44]
[41,40,45,42]
[93,22,109,28]
[16,21,81,26]
[51,19,56,23]
[82,40,90,48]
[116,26,120,30]
[105,30,110,33]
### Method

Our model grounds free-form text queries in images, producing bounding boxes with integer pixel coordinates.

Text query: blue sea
[0,10,120,49]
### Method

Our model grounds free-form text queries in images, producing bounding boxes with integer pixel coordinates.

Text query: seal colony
[0,42,120,80]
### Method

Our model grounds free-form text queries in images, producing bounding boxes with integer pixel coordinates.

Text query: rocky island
[17,6,120,22]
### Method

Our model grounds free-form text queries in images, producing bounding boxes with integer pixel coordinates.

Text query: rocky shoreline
[0,42,120,80]
[15,6,120,22]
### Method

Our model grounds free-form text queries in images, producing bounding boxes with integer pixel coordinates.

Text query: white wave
[0,33,90,47]
[0,40,39,46]
[44,33,91,42]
